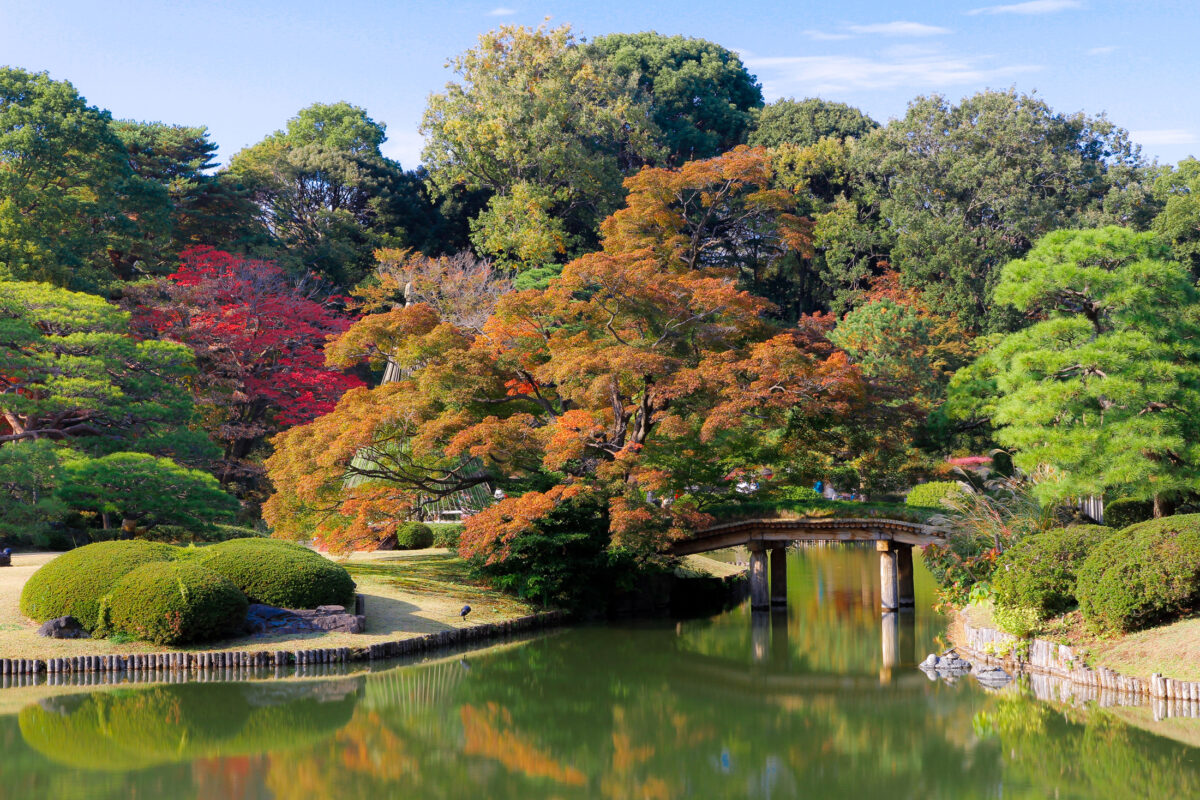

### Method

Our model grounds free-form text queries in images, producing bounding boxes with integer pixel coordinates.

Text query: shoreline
[0,609,568,687]
[949,609,1200,719]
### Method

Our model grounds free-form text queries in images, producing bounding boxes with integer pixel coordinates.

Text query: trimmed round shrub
[396,521,434,550]
[1103,498,1154,530]
[19,540,177,630]
[992,524,1114,618]
[198,538,355,609]
[905,481,963,509]
[431,523,463,549]
[1076,514,1200,633]
[772,485,823,503]
[104,561,248,645]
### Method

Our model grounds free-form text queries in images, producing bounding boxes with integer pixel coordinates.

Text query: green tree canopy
[0,67,157,290]
[594,31,763,165]
[748,97,878,149]
[827,90,1152,332]
[113,121,264,264]
[947,227,1200,515]
[227,101,407,286]
[1152,157,1200,275]
[59,452,238,534]
[420,23,661,268]
[0,281,214,463]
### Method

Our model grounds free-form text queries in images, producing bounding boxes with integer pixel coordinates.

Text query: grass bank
[0,549,534,659]
[963,601,1200,682]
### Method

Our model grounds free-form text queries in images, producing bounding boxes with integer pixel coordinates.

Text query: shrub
[992,604,1042,638]
[905,481,963,509]
[431,523,463,549]
[396,521,434,550]
[103,561,248,645]
[198,538,356,609]
[992,525,1114,618]
[1076,514,1200,633]
[19,540,177,630]
[1103,498,1153,530]
[771,485,823,503]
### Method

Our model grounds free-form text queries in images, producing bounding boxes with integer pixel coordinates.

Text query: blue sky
[1,0,1197,168]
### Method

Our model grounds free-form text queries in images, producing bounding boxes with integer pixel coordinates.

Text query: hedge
[19,540,177,630]
[431,523,463,549]
[905,481,963,509]
[992,524,1114,619]
[396,521,434,550]
[198,538,356,609]
[1103,498,1154,530]
[103,561,248,645]
[1076,514,1200,633]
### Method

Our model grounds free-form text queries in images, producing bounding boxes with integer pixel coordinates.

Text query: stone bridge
[671,517,947,612]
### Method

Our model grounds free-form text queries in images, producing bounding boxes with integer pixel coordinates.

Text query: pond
[1,546,1198,799]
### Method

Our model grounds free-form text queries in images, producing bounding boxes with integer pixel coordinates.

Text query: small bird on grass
[460,605,471,620]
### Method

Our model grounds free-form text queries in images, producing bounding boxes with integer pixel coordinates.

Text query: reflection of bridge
[672,518,946,612]
[684,610,922,689]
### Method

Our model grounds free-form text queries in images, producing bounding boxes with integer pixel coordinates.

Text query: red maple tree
[127,246,364,494]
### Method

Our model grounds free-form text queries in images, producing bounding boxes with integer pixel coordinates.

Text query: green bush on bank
[905,481,963,509]
[103,561,248,645]
[396,521,434,550]
[431,523,463,549]
[19,540,177,630]
[992,524,1114,619]
[198,538,356,609]
[1076,514,1200,633]
[1102,498,1154,530]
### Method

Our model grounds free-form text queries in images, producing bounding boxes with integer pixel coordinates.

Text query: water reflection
[0,547,1197,799]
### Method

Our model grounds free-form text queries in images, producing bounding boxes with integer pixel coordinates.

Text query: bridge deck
[672,517,945,556]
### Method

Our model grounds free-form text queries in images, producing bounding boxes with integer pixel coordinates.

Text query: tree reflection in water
[0,548,1196,799]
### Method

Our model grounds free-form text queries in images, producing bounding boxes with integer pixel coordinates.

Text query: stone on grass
[37,616,89,639]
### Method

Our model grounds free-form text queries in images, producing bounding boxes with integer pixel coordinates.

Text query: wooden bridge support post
[877,540,915,611]
[877,540,899,611]
[896,544,915,608]
[769,545,788,608]
[749,544,770,611]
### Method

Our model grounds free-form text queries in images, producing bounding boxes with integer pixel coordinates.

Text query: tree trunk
[1153,494,1166,518]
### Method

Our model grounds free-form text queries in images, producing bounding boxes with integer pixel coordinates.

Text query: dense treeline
[3,22,1200,596]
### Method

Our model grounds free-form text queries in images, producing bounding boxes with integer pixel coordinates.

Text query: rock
[974,665,1013,688]
[919,653,939,669]
[244,603,365,636]
[37,616,89,639]
[935,651,972,676]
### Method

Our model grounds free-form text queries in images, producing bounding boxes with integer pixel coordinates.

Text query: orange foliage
[461,702,587,786]
[266,148,874,556]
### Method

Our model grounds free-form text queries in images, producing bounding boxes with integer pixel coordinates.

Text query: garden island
[1,13,1199,799]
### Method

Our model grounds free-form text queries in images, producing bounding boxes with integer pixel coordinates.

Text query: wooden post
[896,544,915,608]
[749,544,769,610]
[769,545,787,607]
[877,540,899,611]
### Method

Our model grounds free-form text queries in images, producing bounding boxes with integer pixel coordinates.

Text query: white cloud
[846,21,951,36]
[803,29,854,41]
[1087,45,1117,55]
[748,51,1040,95]
[968,0,1082,15]
[1131,129,1197,146]
[487,6,516,16]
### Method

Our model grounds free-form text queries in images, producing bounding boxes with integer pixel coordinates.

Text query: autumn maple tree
[264,148,874,557]
[127,246,364,495]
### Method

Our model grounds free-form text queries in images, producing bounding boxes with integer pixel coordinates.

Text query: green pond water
[1,546,1198,799]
